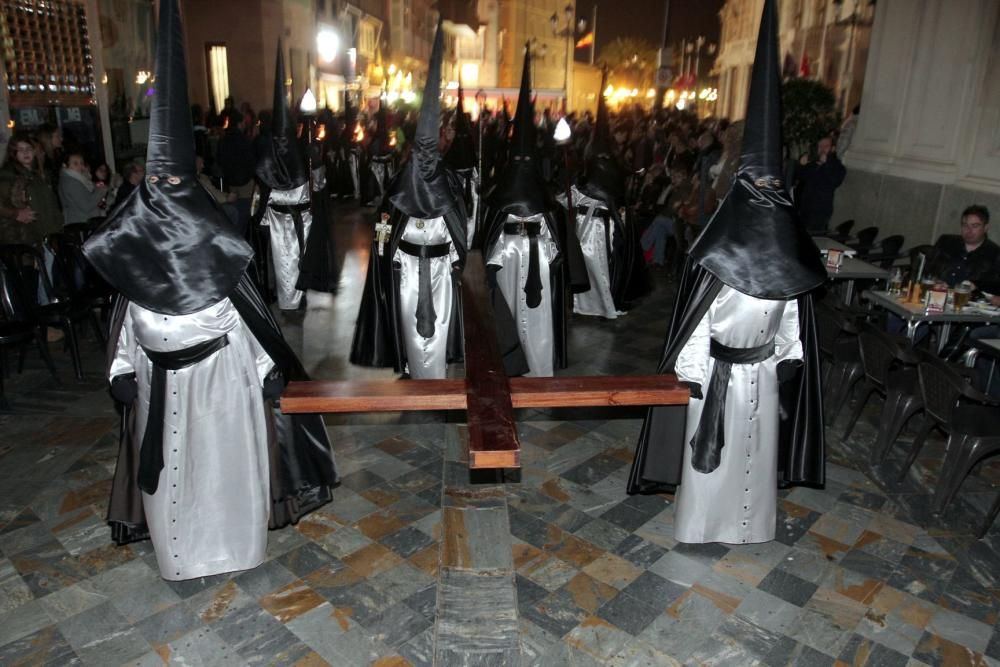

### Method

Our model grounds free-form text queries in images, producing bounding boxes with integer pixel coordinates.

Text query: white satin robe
[557,188,620,319]
[394,216,459,379]
[261,182,311,310]
[486,213,557,377]
[110,300,274,580]
[673,287,802,544]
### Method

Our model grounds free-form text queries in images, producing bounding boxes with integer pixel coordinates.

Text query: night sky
[574,0,724,59]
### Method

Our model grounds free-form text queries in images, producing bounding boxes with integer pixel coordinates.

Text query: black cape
[349,203,468,372]
[106,273,339,544]
[480,203,569,373]
[626,259,824,493]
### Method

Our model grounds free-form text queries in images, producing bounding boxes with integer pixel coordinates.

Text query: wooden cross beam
[282,251,689,469]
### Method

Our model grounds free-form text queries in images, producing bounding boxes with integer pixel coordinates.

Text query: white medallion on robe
[110,299,274,580]
[262,182,312,310]
[673,287,802,545]
[393,216,459,379]
[486,212,557,377]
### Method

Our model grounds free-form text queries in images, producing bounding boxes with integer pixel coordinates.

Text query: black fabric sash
[270,202,309,256]
[576,205,609,219]
[139,334,230,494]
[398,240,451,339]
[503,221,543,308]
[689,338,775,475]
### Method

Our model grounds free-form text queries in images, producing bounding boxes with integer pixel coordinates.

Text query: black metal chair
[0,261,60,384]
[0,244,102,380]
[828,219,855,242]
[0,317,39,408]
[849,226,880,255]
[45,232,113,325]
[816,302,864,425]
[843,324,922,463]
[861,234,905,269]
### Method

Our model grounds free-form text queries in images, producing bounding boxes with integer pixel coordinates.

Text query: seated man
[927,205,997,288]
[890,205,998,342]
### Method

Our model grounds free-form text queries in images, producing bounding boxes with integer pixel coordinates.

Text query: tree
[781,78,839,159]
[597,37,658,90]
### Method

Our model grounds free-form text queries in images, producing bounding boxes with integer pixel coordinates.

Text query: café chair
[860,234,905,269]
[828,219,855,242]
[816,302,864,426]
[0,244,99,380]
[843,324,922,463]
[0,315,40,408]
[848,226,880,255]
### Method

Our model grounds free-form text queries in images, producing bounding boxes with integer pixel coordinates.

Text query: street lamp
[550,3,580,113]
[316,27,339,64]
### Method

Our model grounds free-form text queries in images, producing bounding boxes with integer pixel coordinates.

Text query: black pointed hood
[256,41,308,190]
[386,19,462,218]
[579,67,626,206]
[688,0,824,299]
[487,44,549,216]
[444,82,476,171]
[83,0,252,316]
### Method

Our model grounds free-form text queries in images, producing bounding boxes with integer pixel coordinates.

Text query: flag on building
[575,32,594,49]
[799,53,811,77]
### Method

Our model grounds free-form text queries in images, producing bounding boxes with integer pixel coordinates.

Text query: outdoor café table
[862,290,1000,354]
[815,236,855,255]
[828,257,889,304]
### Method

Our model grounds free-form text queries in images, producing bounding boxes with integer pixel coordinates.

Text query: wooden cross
[281,250,689,469]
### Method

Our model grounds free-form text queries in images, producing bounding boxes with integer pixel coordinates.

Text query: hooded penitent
[87,0,337,574]
[83,0,252,315]
[627,0,825,501]
[384,21,462,220]
[486,46,548,218]
[256,41,308,191]
[579,67,626,208]
[350,18,471,376]
[444,83,477,172]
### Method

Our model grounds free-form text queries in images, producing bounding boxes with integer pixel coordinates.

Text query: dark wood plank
[508,375,689,408]
[280,379,467,413]
[460,251,520,469]
[280,375,687,413]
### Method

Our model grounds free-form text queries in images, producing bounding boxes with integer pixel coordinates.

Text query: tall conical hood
[386,19,462,218]
[487,43,549,216]
[83,0,252,315]
[580,67,625,206]
[256,41,308,190]
[145,0,194,175]
[444,81,476,171]
[688,0,825,299]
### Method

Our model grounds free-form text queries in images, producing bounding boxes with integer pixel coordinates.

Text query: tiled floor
[2,202,1000,665]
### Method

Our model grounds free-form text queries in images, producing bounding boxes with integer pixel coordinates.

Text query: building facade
[833,0,1000,244]
[714,0,874,120]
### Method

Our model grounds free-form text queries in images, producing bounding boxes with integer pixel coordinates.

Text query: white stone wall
[836,0,1000,245]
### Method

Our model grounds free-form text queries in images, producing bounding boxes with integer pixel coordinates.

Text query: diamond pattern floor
[2,203,1000,666]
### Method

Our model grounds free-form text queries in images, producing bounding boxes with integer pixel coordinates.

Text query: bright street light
[317,28,339,63]
[553,117,572,143]
[299,88,317,114]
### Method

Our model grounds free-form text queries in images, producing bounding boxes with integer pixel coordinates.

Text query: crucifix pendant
[375,213,392,256]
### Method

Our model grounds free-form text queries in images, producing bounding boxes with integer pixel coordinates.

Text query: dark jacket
[928,234,1000,288]
[795,153,846,229]
[217,128,256,188]
[0,161,63,243]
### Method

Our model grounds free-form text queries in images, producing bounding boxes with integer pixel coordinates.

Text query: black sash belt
[139,335,230,494]
[504,221,544,308]
[398,240,451,339]
[689,339,775,475]
[270,201,310,257]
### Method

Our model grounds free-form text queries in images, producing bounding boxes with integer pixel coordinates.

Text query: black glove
[777,360,803,383]
[110,373,138,404]
[262,371,285,401]
[685,381,703,400]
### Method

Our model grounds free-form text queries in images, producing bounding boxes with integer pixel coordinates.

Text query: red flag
[799,53,811,77]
